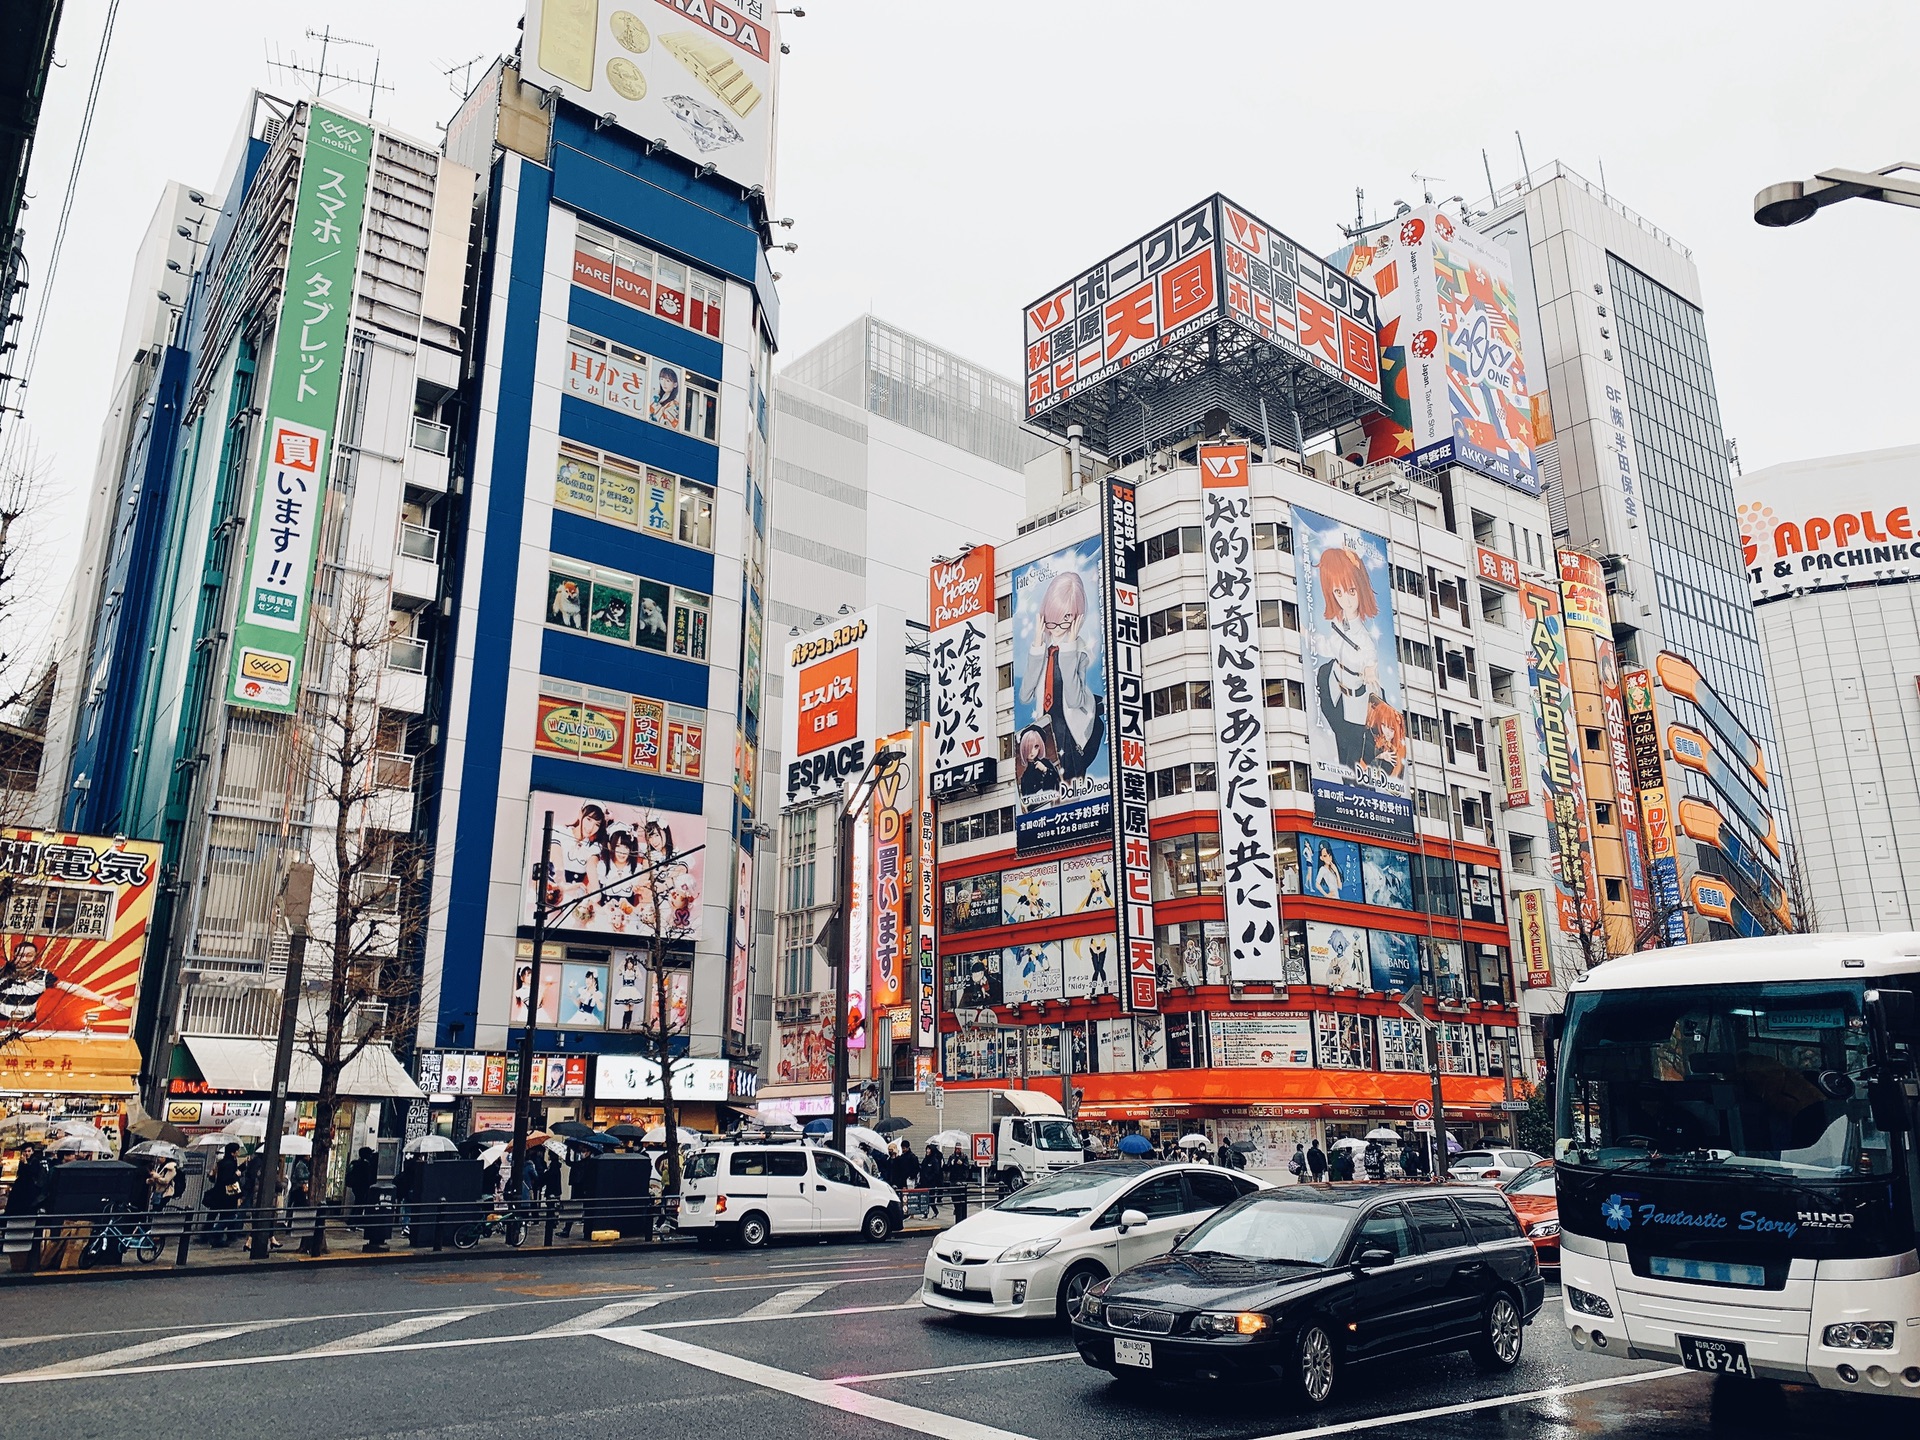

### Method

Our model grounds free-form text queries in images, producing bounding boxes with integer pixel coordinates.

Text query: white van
[678,1141,902,1247]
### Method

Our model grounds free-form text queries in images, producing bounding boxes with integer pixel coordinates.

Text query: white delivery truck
[934,1088,1085,1192]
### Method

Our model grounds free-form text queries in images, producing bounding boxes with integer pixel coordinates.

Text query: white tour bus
[1555,932,1920,1398]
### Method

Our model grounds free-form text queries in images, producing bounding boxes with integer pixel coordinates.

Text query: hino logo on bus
[1796,1211,1855,1229]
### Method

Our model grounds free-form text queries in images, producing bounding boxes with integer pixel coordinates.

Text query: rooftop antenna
[443,53,488,98]
[1515,131,1533,186]
[266,27,392,118]
[1411,172,1441,205]
[1353,187,1364,237]
[1482,148,1498,207]
[1598,156,1609,199]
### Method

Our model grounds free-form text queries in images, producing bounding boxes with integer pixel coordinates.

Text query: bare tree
[0,446,53,726]
[289,578,425,1248]
[619,812,700,1197]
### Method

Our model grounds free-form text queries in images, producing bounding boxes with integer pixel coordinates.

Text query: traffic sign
[971,1132,994,1165]
[1413,1118,1436,1134]
[1498,1100,1531,1112]
[1412,1100,1432,1121]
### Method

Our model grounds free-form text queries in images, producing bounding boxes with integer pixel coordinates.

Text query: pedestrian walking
[1328,1143,1355,1182]
[1287,1143,1308,1181]
[1306,1140,1327,1181]
[550,1146,571,1237]
[1398,1136,1421,1181]
[5,1142,48,1215]
[518,1148,542,1205]
[1362,1138,1386,1182]
[346,1147,377,1216]
[207,1143,244,1247]
[945,1145,972,1222]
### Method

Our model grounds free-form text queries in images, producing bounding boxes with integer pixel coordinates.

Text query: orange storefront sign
[1071,1067,1505,1111]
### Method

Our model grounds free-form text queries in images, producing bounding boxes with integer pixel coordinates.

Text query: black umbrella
[873,1117,911,1134]
[604,1124,649,1141]
[462,1128,518,1148]
[551,1120,599,1140]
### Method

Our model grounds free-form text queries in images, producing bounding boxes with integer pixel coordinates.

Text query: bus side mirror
[1867,988,1918,1043]
[1868,1079,1911,1134]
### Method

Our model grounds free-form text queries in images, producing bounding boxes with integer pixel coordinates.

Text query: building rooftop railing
[1485,159,1691,261]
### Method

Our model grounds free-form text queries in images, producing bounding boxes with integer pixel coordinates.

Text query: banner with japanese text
[228,104,374,712]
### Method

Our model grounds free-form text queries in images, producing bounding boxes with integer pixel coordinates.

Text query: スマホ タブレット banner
[1294,505,1414,839]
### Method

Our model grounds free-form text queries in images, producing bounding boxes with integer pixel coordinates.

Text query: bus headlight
[1823,1322,1896,1350]
[1567,1286,1613,1319]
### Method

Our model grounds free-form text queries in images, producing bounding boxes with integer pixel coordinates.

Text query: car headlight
[1526,1219,1560,1238]
[1566,1286,1613,1318]
[1823,1321,1896,1350]
[996,1237,1061,1264]
[1190,1311,1270,1337]
[1078,1277,1112,1323]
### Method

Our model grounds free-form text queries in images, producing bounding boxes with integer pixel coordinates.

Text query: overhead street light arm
[1755,162,1920,227]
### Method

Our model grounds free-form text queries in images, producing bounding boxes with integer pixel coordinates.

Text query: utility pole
[825,747,902,1157]
[1397,984,1446,1181]
[252,862,313,1260]
[508,811,554,1206]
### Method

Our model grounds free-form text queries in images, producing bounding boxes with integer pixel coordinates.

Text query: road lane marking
[540,1298,671,1333]
[0,1301,926,1383]
[302,1312,476,1354]
[598,1325,1037,1440]
[833,1352,1077,1385]
[1247,1365,1692,1439]
[741,1284,835,1317]
[7,1321,297,1380]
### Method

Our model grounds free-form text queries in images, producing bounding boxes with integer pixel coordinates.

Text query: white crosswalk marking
[740,1284,834,1318]
[539,1297,670,1334]
[303,1311,475,1354]
[8,1322,289,1380]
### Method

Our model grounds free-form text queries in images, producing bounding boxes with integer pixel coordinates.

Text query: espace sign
[782,609,889,808]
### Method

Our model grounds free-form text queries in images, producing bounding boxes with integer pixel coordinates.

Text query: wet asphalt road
[0,1232,1906,1439]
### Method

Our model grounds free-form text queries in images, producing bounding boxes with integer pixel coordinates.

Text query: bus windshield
[1559,981,1893,1180]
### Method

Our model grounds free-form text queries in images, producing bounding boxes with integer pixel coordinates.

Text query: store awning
[183,1037,423,1101]
[0,1037,141,1095]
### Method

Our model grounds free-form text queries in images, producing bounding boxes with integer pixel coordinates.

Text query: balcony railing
[411,417,451,456]
[387,637,428,674]
[372,751,415,790]
[398,523,440,562]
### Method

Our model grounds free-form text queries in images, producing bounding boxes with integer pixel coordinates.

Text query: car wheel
[736,1212,770,1249]
[861,1208,891,1243]
[1280,1319,1337,1408]
[1471,1292,1524,1372]
[1056,1261,1105,1323]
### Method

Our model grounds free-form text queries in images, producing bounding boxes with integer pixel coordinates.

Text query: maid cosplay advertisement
[1294,506,1415,838]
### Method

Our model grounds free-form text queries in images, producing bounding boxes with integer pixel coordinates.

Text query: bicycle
[80,1206,163,1265]
[453,1203,533,1250]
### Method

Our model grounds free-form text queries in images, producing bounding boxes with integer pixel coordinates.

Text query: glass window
[1117,1174,1191,1222]
[671,588,710,660]
[813,1150,866,1187]
[1405,1197,1468,1252]
[1183,1172,1246,1212]
[676,477,715,549]
[729,1150,772,1176]
[1352,1203,1415,1259]
[1456,1194,1521,1244]
[685,372,721,442]
[556,445,600,515]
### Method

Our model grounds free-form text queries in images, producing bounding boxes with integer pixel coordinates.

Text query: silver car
[1449,1149,1544,1185]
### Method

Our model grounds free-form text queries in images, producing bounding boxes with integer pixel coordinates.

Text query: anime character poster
[1367,929,1420,993]
[521,792,706,939]
[1305,835,1364,904]
[1362,847,1414,910]
[1293,506,1415,839]
[1002,941,1063,1006]
[1011,535,1111,852]
[998,862,1061,926]
[1058,852,1115,914]
[1307,922,1370,989]
[1062,932,1118,999]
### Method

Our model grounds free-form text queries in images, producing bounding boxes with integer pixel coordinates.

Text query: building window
[1263,677,1306,710]
[545,559,710,663]
[1398,637,1432,671]
[1269,759,1312,793]
[1583,727,1604,754]
[554,443,715,551]
[1593,801,1615,828]
[1150,761,1217,798]
[940,807,1016,846]
[1489,666,1515,705]
[1604,877,1624,904]
[1146,680,1211,719]
[562,328,722,444]
[1152,834,1223,900]
[1142,525,1204,565]
[1393,565,1426,601]
[573,219,725,338]
[1145,601,1208,641]
[1252,521,1293,553]
[1408,711,1441,747]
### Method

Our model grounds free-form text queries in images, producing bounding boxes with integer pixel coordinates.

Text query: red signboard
[1476,546,1519,589]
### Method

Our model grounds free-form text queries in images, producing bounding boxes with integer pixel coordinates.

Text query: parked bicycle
[453,1204,534,1250]
[80,1205,163,1266]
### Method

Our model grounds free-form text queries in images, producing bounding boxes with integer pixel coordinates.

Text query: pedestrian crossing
[0,1273,919,1384]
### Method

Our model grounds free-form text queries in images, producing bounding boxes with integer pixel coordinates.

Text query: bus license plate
[1114,1338,1153,1369]
[941,1268,965,1293]
[1678,1335,1751,1377]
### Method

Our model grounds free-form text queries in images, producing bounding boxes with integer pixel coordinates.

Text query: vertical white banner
[928,548,998,775]
[1198,444,1284,980]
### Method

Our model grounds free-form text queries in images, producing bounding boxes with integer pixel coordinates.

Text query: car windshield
[1033,1120,1082,1152]
[992,1167,1128,1216]
[1559,980,1893,1178]
[1177,1196,1351,1266]
[1503,1162,1555,1198]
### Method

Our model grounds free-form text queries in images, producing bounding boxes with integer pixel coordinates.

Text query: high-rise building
[1478,164,1789,943]
[759,317,1043,1121]
[1737,445,1920,931]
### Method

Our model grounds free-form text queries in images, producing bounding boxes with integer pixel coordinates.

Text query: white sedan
[1448,1148,1545,1185]
[921,1160,1267,1321]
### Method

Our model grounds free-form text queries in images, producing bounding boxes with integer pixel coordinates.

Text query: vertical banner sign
[1104,477,1157,1013]
[1520,583,1593,939]
[729,846,753,1044]
[1012,535,1112,851]
[228,105,374,712]
[1197,444,1282,981]
[1294,505,1415,838]
[845,797,870,1051]
[1497,715,1529,808]
[1624,668,1688,944]
[915,724,937,1048]
[870,730,913,1012]
[1515,888,1553,988]
[928,548,997,775]
[1594,638,1653,938]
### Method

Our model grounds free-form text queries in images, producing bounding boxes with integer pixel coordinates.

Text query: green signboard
[227,104,374,712]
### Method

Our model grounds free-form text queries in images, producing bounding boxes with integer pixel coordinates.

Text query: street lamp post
[1755,162,1920,227]
[252,862,314,1260]
[825,747,903,1158]
[1397,984,1446,1181]
[508,811,556,1210]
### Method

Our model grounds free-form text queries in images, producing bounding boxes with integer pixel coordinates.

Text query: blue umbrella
[1117,1133,1154,1156]
[804,1118,833,1135]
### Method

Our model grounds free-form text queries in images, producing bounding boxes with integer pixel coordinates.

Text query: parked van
[678,1140,902,1247]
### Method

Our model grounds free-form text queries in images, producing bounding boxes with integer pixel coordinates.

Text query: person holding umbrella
[1116,1132,1154,1158]
[1328,1140,1356,1182]
[1362,1137,1387,1182]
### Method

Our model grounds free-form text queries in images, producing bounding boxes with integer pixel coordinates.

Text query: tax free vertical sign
[227,105,374,712]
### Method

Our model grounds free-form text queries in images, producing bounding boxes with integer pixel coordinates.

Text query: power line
[17,0,121,404]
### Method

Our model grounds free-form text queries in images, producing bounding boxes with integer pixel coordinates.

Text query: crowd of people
[1280,1133,1435,1183]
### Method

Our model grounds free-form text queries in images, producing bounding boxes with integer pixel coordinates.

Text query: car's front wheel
[1279,1319,1338,1407]
[1056,1260,1105,1323]
[1470,1291,1524,1372]
[861,1208,891,1243]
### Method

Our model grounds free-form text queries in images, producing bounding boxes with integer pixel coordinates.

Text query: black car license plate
[1678,1334,1752,1377]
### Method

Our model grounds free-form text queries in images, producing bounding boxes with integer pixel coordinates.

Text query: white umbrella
[47,1128,112,1156]
[1331,1137,1370,1151]
[404,1134,458,1155]
[926,1130,969,1149]
[845,1125,890,1156]
[1366,1127,1401,1142]
[194,1132,243,1148]
[218,1115,270,1140]
[126,1139,187,1161]
[477,1141,509,1168]
[1176,1134,1210,1150]
[277,1134,313,1157]
[641,1125,703,1146]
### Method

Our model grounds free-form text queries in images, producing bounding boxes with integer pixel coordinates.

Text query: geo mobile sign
[228,105,374,712]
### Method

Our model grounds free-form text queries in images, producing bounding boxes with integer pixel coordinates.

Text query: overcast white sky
[11,1,1916,642]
